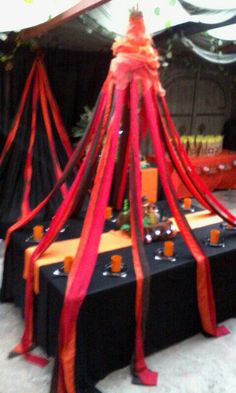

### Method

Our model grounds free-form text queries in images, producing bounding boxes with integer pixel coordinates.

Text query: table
[147,150,236,199]
[2,204,236,393]
[0,216,115,308]
[36,223,236,392]
[0,201,176,306]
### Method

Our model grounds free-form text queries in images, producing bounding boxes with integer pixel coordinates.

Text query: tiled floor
[0,190,236,393]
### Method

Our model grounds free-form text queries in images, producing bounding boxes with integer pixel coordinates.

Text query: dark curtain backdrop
[0,47,112,143]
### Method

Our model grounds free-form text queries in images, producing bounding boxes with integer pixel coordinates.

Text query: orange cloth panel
[141,167,158,202]
[24,210,222,294]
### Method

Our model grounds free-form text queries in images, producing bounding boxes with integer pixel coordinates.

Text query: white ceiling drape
[1,0,236,38]
[0,0,82,32]
[179,0,236,11]
[0,0,236,65]
[182,35,236,64]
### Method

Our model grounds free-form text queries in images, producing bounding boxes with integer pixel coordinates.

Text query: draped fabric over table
[5,10,236,393]
[0,56,73,238]
[146,150,236,199]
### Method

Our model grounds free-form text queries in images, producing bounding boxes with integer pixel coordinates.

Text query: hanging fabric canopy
[181,35,236,63]
[4,9,236,393]
[0,55,73,237]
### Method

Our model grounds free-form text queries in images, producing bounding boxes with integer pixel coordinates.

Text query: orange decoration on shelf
[111,254,122,273]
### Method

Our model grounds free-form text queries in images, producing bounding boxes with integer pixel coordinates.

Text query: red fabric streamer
[38,61,73,158]
[0,61,37,165]
[38,68,67,198]
[160,95,236,226]
[152,90,208,210]
[143,86,228,337]
[4,88,108,250]
[21,68,40,216]
[129,78,157,385]
[12,89,112,362]
[56,88,125,392]
[9,76,115,368]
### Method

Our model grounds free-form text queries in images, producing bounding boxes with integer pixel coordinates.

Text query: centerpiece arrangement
[117,196,176,243]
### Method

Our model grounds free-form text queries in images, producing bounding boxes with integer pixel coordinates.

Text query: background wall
[142,53,236,155]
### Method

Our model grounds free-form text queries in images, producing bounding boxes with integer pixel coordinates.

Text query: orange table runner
[24,210,223,294]
[171,209,222,231]
[24,230,131,294]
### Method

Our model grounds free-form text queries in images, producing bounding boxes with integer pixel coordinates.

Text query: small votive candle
[64,256,74,273]
[184,197,191,209]
[111,254,122,273]
[33,225,44,241]
[210,229,220,245]
[163,241,174,257]
[105,206,112,220]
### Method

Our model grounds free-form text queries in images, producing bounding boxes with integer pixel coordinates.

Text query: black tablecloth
[1,201,221,393]
[36,223,236,392]
[0,200,188,306]
[0,216,117,307]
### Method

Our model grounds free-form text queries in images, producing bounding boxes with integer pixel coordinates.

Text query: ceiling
[1,1,236,64]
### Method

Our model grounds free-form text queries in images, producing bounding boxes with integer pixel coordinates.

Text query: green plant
[71,106,92,138]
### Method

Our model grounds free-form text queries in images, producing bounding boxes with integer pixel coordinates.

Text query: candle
[183,197,191,209]
[210,229,220,244]
[105,206,112,220]
[163,241,174,257]
[64,256,73,273]
[111,254,122,273]
[33,225,44,241]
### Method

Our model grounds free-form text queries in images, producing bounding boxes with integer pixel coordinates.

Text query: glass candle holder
[64,256,74,273]
[111,254,122,273]
[210,229,220,245]
[33,225,44,241]
[163,241,174,257]
[105,206,113,220]
[183,197,191,210]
